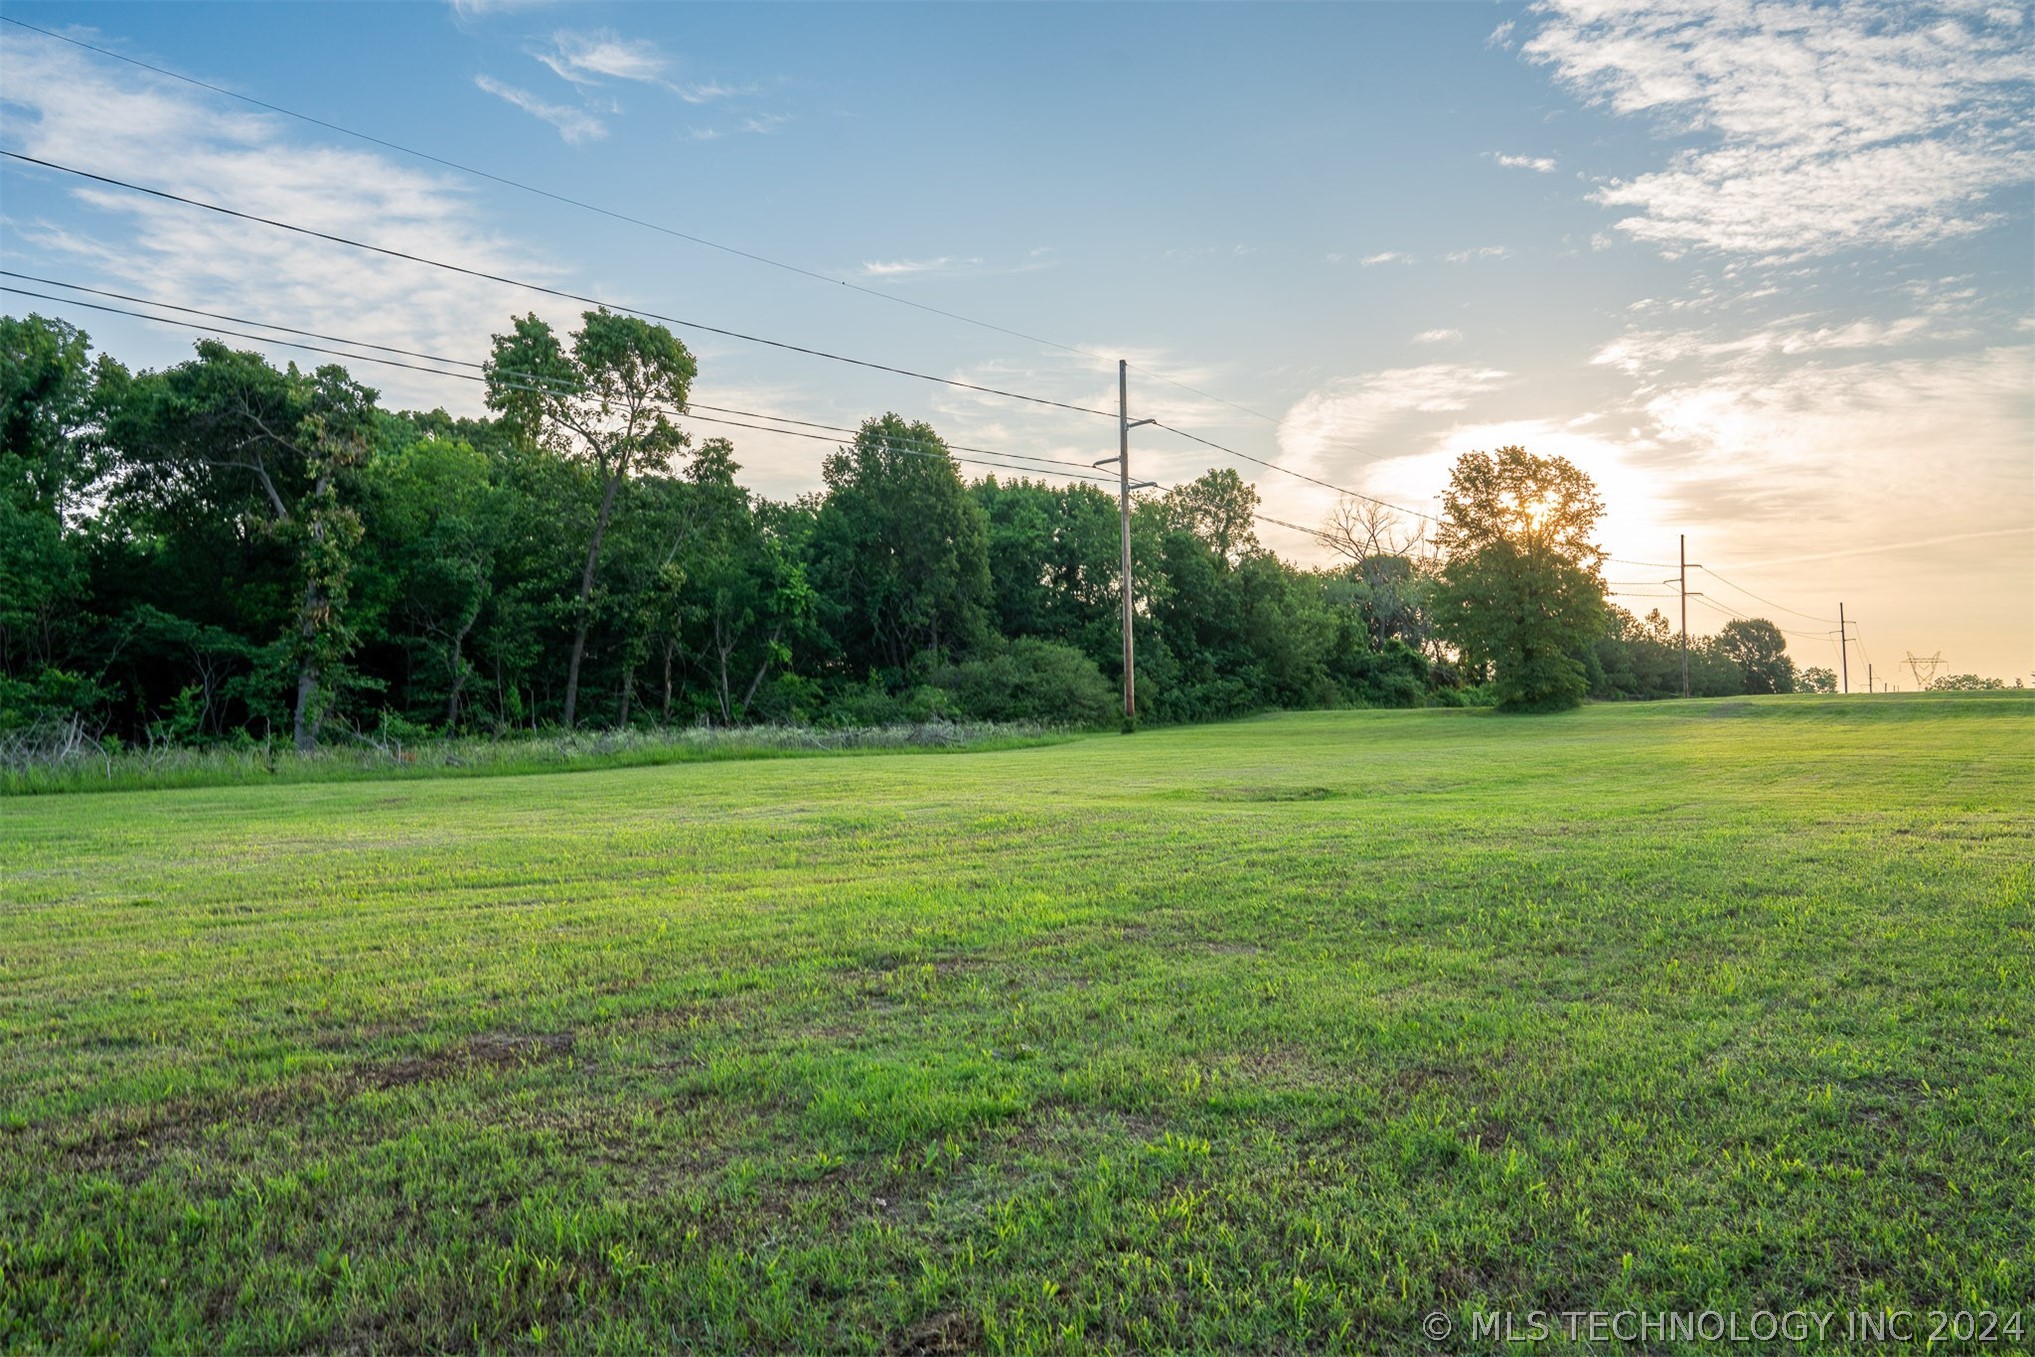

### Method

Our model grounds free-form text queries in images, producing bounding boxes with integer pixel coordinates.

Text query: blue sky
[2,1,2030,681]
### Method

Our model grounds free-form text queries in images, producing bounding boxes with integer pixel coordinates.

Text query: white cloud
[1592,314,1941,376]
[1524,0,2035,259]
[448,0,554,16]
[473,74,606,143]
[1489,152,1558,173]
[673,80,748,106]
[1443,246,1511,263]
[859,256,984,279]
[1360,251,1412,266]
[1635,345,2033,529]
[685,112,789,142]
[1,31,562,411]
[535,29,670,86]
[1413,328,1463,345]
[1277,365,1511,477]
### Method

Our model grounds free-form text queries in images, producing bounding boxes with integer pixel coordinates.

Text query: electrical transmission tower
[1903,652,1945,690]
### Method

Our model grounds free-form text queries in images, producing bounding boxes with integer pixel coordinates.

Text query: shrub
[934,638,1115,727]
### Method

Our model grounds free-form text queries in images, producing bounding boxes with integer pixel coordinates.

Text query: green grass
[0,720,1068,797]
[2,694,2030,1353]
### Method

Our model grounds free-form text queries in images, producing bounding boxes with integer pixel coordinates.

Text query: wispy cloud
[673,80,750,106]
[1488,152,1557,173]
[447,0,554,17]
[1360,251,1412,266]
[684,112,789,142]
[1592,315,1941,377]
[1634,345,2033,529]
[535,28,669,86]
[1523,0,2035,259]
[1443,246,1510,263]
[1412,328,1463,345]
[473,74,606,143]
[2,30,561,411]
[1278,365,1511,477]
[859,256,985,279]
[854,249,1058,284]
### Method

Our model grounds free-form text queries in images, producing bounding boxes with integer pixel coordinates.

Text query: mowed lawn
[2,697,2030,1354]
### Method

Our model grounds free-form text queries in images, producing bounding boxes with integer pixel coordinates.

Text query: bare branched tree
[1322,496,1424,568]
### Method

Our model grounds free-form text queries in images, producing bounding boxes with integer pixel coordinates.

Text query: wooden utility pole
[1674,536,1702,698]
[1680,534,1689,699]
[1838,602,1850,694]
[1103,360,1155,726]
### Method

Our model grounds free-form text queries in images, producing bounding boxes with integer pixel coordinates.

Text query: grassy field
[2,695,2030,1353]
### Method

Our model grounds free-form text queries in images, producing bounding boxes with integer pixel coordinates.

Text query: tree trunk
[293,575,325,754]
[661,636,677,723]
[292,664,320,752]
[737,623,783,722]
[446,647,469,729]
[618,665,633,727]
[563,466,628,729]
[714,616,734,726]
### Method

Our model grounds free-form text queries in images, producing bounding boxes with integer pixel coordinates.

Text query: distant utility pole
[1099,359,1155,726]
[1837,602,1850,694]
[1674,535,1703,698]
[1868,663,1873,694]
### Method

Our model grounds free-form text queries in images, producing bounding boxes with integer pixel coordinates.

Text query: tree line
[2,308,1824,750]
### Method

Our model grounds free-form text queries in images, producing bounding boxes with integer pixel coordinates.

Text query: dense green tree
[808,414,991,682]
[98,340,378,750]
[1591,607,1679,700]
[972,477,1122,656]
[1799,666,1837,694]
[30,314,1837,744]
[1433,446,1607,712]
[356,433,508,727]
[1715,618,1795,695]
[1162,467,1260,567]
[1,314,107,695]
[484,309,696,728]
[1931,673,2006,691]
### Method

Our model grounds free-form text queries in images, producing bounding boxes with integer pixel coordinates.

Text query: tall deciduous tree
[1162,468,1260,567]
[484,309,695,728]
[100,341,377,750]
[1,314,108,685]
[808,414,990,681]
[1715,618,1795,695]
[1433,445,1606,711]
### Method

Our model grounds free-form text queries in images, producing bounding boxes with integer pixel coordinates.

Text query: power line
[3,152,1425,527]
[1684,592,1829,644]
[0,283,1121,486]
[5,271,1122,476]
[1696,566,1838,624]
[0,150,1118,421]
[0,14,1280,425]
[1146,419,1438,523]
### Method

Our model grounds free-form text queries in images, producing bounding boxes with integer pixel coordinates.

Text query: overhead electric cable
[1696,566,1838,624]
[0,15,1280,424]
[7,272,1121,475]
[0,283,1119,485]
[1146,419,1437,522]
[1684,592,1827,644]
[0,151,1118,420]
